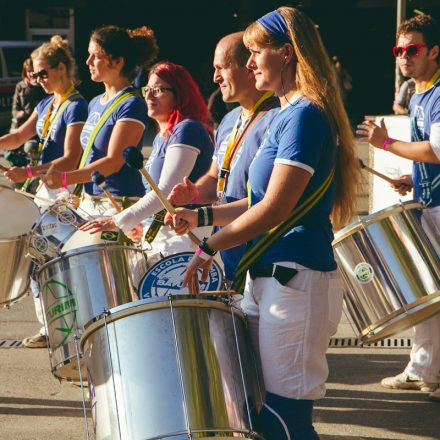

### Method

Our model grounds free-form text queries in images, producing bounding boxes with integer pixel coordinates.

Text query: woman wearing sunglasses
[0,36,88,349]
[357,14,440,403]
[81,61,214,262]
[166,7,359,438]
[0,36,87,196]
[43,25,158,217]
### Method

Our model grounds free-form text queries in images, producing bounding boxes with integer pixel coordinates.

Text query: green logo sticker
[42,279,78,350]
[354,262,374,284]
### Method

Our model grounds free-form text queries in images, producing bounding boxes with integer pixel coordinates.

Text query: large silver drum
[0,185,39,307]
[333,202,440,343]
[80,296,264,440]
[38,234,147,380]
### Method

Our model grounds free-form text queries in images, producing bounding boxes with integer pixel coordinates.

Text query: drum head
[0,185,39,238]
[139,252,223,298]
[61,228,122,253]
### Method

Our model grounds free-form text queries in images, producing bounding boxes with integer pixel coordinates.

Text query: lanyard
[38,85,76,153]
[415,69,440,93]
[217,91,276,198]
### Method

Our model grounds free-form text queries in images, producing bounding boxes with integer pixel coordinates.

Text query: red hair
[149,61,212,136]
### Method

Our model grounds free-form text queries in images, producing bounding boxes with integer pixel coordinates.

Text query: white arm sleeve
[429,122,440,160]
[113,144,199,233]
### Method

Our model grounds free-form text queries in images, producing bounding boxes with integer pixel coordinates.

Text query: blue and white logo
[139,252,223,298]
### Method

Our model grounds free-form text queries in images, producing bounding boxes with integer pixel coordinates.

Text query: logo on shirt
[80,111,101,147]
[138,252,223,298]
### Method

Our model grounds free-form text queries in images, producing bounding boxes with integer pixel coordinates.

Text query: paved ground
[1,294,439,440]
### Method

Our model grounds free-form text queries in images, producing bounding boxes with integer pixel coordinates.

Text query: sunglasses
[141,85,174,97]
[393,43,427,58]
[30,69,49,80]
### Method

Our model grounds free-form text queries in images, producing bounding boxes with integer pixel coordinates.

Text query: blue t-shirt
[146,119,214,185]
[213,103,280,280]
[410,80,440,207]
[36,93,88,164]
[248,98,337,271]
[80,88,148,197]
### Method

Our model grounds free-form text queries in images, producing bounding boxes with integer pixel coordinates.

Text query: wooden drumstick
[91,171,122,212]
[14,188,54,204]
[358,159,395,184]
[0,163,8,172]
[123,146,200,246]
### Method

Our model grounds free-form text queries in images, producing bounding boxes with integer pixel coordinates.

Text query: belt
[249,264,298,286]
[82,193,139,202]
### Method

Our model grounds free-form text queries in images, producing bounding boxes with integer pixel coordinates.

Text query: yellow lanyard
[38,85,76,153]
[416,69,440,93]
[217,91,274,197]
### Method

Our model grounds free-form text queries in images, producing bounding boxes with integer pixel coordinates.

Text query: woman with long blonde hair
[166,7,360,438]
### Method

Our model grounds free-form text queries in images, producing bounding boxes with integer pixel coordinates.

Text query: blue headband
[257,10,291,43]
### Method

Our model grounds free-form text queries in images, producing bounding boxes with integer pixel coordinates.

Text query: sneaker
[380,372,439,392]
[429,386,440,402]
[22,333,48,348]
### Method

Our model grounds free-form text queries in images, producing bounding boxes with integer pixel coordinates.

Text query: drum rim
[359,290,440,343]
[333,201,423,244]
[37,243,145,272]
[80,295,244,352]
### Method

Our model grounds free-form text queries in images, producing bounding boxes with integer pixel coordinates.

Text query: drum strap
[144,209,166,244]
[231,167,335,293]
[22,92,81,193]
[73,91,135,196]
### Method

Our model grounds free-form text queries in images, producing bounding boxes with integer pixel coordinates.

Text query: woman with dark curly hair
[43,25,158,217]
[81,61,214,262]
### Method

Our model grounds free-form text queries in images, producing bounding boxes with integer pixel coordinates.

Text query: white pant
[143,224,213,266]
[405,206,440,383]
[241,266,343,400]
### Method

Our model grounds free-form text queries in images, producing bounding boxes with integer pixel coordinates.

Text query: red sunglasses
[393,43,427,58]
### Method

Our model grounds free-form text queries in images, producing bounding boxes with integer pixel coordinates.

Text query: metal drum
[0,185,39,307]
[80,296,264,440]
[38,231,147,380]
[27,203,89,263]
[333,201,440,343]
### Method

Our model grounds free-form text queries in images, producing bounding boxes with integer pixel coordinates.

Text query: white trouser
[144,224,213,267]
[241,266,343,400]
[30,279,46,336]
[79,197,121,218]
[405,206,440,383]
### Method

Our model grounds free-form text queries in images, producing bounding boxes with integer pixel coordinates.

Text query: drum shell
[0,234,32,307]
[0,184,39,307]
[38,244,147,380]
[81,297,263,440]
[334,202,440,342]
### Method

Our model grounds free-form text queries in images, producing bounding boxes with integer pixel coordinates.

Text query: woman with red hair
[82,61,214,261]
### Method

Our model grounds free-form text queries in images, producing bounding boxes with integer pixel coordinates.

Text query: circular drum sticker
[139,252,223,298]
[354,262,375,284]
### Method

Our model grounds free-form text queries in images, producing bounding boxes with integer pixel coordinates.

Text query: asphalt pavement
[1,294,439,440]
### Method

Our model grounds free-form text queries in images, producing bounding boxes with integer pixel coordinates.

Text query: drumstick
[358,159,395,184]
[123,146,200,246]
[197,290,239,296]
[91,171,122,212]
[0,163,8,172]
[14,188,54,204]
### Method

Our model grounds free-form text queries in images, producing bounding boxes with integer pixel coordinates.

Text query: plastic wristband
[191,190,201,204]
[26,165,33,179]
[382,137,395,150]
[196,246,213,261]
[61,171,67,188]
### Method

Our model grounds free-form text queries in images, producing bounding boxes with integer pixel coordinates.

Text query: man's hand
[168,176,198,206]
[356,118,389,148]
